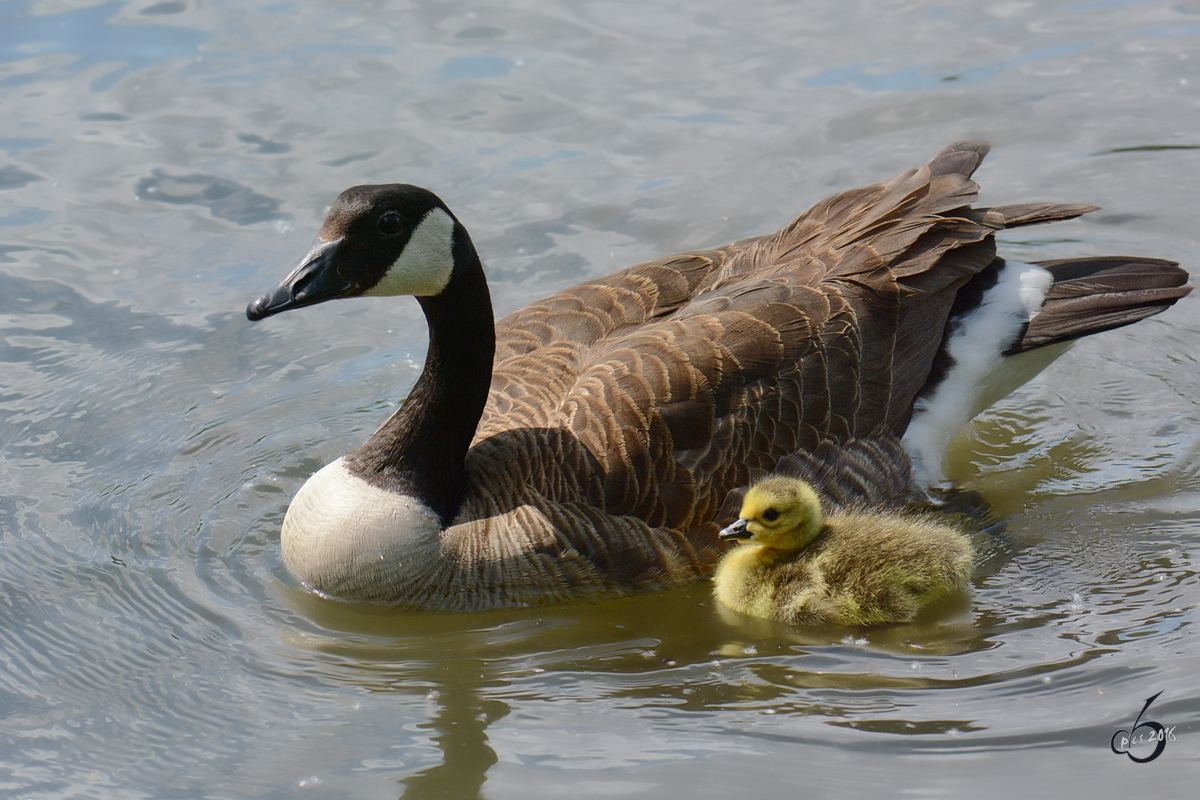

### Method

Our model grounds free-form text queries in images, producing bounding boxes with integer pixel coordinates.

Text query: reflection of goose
[247,141,1190,608]
[715,476,974,625]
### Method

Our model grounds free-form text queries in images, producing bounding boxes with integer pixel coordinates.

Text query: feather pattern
[248,142,1191,608]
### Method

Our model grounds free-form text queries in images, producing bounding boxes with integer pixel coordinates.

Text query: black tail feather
[1006,256,1191,354]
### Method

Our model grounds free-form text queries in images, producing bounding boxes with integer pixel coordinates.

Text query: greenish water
[2,0,1198,796]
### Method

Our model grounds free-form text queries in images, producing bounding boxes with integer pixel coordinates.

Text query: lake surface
[2,0,1199,796]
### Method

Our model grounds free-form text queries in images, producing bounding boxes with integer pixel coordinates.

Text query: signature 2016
[1111,691,1176,764]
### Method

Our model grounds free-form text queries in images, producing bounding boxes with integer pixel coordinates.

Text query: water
[2,0,1199,796]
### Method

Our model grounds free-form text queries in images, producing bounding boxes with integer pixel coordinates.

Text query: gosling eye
[377,211,404,236]
[762,508,780,522]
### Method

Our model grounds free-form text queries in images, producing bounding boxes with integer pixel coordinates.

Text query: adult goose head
[249,185,493,529]
[247,142,1190,609]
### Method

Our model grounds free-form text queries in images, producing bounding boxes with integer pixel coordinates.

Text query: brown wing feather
[424,142,1184,607]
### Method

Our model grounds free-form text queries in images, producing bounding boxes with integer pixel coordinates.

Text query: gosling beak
[719,518,752,541]
[246,237,354,321]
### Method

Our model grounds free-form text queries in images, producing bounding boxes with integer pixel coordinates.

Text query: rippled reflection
[2,0,1199,796]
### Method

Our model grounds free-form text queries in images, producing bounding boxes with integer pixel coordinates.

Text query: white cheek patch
[364,207,457,297]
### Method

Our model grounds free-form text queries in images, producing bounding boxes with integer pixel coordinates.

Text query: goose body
[714,476,974,626]
[247,142,1190,609]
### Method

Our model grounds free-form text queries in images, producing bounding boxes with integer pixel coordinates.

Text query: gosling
[713,476,974,626]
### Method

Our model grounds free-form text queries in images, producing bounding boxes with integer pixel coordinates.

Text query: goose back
[389,144,1070,607]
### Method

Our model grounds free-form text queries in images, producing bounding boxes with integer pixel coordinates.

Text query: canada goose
[714,475,974,626]
[246,141,1190,609]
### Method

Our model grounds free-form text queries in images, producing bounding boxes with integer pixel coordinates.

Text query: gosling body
[714,477,974,625]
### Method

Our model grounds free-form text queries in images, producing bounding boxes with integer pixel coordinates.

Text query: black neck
[344,226,495,524]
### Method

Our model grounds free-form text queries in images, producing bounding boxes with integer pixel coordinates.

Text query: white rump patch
[364,207,457,297]
[902,262,1069,489]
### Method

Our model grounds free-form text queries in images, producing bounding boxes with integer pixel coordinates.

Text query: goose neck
[345,230,495,523]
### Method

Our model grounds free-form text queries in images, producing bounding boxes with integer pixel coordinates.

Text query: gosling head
[718,476,825,553]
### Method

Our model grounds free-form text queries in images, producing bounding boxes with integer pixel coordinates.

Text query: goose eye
[762,508,780,522]
[378,212,403,235]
